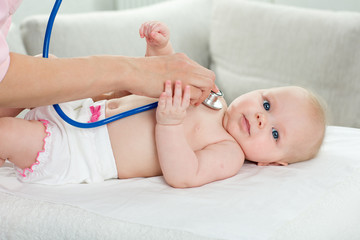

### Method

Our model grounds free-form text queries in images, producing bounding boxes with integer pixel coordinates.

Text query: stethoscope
[44,0,223,128]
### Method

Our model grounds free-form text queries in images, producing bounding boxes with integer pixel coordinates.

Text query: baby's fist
[139,21,170,49]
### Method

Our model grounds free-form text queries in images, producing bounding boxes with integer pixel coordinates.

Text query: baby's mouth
[241,115,251,135]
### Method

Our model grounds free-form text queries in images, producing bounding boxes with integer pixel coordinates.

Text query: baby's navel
[107,100,120,110]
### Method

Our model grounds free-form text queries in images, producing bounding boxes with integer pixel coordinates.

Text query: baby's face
[223,86,319,165]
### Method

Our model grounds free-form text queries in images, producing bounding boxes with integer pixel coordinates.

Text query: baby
[0,21,326,188]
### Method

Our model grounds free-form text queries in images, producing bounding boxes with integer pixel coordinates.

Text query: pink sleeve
[0,0,23,82]
[0,32,10,82]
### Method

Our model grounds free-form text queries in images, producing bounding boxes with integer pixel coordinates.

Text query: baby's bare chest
[105,98,230,177]
[108,105,227,151]
[183,107,228,150]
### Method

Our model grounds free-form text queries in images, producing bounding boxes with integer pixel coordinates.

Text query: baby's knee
[0,117,27,140]
[0,118,15,161]
[0,117,12,128]
[0,117,17,137]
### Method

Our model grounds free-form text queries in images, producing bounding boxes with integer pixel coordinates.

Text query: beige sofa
[9,0,360,128]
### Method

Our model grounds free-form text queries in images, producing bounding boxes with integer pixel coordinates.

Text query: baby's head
[223,86,326,166]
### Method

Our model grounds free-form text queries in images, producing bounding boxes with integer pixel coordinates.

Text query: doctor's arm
[0,52,215,108]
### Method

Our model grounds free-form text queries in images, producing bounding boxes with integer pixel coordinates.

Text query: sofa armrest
[7,23,27,55]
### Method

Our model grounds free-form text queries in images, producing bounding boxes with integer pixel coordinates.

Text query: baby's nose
[256,112,267,129]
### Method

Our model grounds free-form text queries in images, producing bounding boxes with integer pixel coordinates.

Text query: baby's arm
[94,21,174,102]
[155,81,244,188]
[139,21,174,57]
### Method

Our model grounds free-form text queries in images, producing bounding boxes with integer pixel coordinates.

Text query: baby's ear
[271,161,288,166]
[257,161,288,166]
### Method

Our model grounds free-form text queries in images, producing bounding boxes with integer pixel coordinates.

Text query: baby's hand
[139,21,170,50]
[156,80,190,125]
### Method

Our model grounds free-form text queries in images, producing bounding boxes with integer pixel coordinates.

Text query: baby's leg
[0,117,46,169]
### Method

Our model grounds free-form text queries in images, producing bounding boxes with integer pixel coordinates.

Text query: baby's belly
[105,99,162,178]
[103,96,227,179]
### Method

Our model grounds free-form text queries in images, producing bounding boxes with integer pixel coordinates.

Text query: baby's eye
[263,100,270,111]
[272,128,279,140]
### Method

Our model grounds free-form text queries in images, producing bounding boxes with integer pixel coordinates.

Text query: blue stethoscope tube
[44,0,158,128]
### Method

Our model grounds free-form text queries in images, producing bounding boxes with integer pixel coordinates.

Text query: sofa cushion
[210,0,360,128]
[7,23,26,54]
[20,0,212,68]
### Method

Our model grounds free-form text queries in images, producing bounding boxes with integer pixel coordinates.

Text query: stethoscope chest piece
[202,90,223,110]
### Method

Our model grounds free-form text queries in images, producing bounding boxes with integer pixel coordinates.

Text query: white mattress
[1,126,360,240]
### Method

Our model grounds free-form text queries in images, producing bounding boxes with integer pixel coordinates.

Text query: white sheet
[1,126,360,239]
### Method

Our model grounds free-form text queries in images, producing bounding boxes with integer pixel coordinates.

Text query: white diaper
[15,99,118,185]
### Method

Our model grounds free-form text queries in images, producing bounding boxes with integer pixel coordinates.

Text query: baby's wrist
[145,43,173,57]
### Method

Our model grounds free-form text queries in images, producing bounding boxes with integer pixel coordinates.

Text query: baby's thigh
[0,117,46,169]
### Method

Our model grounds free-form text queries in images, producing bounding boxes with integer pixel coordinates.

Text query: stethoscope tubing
[44,0,158,128]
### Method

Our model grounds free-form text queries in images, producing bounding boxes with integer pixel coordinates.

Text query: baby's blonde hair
[285,88,327,164]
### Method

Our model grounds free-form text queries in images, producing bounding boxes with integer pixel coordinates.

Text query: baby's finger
[139,23,147,38]
[139,25,143,38]
[182,85,191,109]
[158,92,167,111]
[165,80,173,107]
[173,81,182,107]
[151,31,166,42]
[165,80,172,95]
[146,23,155,38]
[151,23,163,35]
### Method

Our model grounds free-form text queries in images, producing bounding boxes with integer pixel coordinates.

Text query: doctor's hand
[156,80,190,125]
[129,53,215,106]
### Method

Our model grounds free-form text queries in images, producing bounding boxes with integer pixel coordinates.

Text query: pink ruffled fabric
[17,119,51,177]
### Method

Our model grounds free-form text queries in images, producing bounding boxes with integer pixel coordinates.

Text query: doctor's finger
[189,86,202,106]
